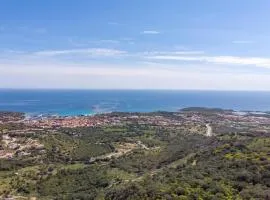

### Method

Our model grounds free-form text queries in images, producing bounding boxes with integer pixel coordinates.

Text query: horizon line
[1,88,270,92]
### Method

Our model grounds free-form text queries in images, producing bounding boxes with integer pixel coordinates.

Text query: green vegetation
[1,111,270,199]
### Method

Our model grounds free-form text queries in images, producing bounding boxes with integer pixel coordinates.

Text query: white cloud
[1,63,270,90]
[89,40,120,45]
[121,38,133,41]
[0,64,174,77]
[68,39,120,47]
[120,38,135,45]
[2,47,270,90]
[1,49,25,54]
[33,48,126,57]
[141,30,160,34]
[232,40,254,44]
[142,51,204,56]
[99,40,119,44]
[148,55,270,68]
[68,38,88,47]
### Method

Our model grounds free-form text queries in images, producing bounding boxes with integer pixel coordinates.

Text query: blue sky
[1,0,270,90]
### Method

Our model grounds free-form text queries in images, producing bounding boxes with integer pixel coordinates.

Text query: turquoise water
[1,89,270,116]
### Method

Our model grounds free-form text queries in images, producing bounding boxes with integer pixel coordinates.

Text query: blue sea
[1,89,270,116]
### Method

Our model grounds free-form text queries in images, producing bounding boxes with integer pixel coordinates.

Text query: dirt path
[206,124,213,137]
[90,143,137,163]
[92,140,158,163]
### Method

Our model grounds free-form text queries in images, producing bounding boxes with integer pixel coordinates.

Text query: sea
[1,89,270,117]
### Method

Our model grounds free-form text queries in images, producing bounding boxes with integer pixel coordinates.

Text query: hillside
[0,109,270,199]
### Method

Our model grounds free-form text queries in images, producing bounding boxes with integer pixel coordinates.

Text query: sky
[1,0,270,90]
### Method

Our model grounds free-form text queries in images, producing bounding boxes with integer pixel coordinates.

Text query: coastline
[2,107,270,121]
[2,90,270,116]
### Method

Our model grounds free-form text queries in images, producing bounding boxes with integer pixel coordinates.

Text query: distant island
[0,108,270,199]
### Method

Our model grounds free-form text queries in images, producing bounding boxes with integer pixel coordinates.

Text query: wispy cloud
[232,40,254,44]
[142,51,204,56]
[2,48,270,90]
[90,40,120,45]
[1,49,25,54]
[148,55,270,68]
[121,38,133,41]
[141,30,160,34]
[120,38,135,45]
[2,62,270,90]
[99,40,119,44]
[68,38,88,47]
[68,38,120,47]
[33,48,126,57]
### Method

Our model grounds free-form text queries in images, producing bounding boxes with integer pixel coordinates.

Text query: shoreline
[2,90,270,116]
[2,107,270,120]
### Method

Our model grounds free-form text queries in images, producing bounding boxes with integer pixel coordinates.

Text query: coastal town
[1,108,270,160]
[3,108,270,129]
